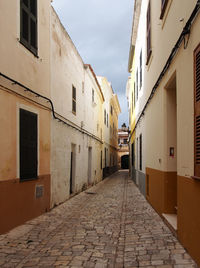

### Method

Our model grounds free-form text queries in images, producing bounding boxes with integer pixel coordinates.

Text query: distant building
[118,127,129,169]
[50,9,105,207]
[97,77,121,178]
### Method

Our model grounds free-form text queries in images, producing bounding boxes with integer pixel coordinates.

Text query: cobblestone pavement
[0,170,198,268]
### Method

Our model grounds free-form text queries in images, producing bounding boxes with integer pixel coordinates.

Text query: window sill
[160,1,168,20]
[20,177,38,183]
[191,176,200,181]
[146,50,152,65]
[19,39,38,58]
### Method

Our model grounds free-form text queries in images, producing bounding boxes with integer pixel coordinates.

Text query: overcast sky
[52,0,134,128]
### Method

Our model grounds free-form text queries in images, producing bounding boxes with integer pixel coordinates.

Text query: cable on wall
[130,0,200,139]
[0,72,103,144]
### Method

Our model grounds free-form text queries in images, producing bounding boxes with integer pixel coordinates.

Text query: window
[139,134,142,171]
[137,137,139,169]
[123,139,127,144]
[134,82,136,107]
[104,109,106,125]
[101,151,102,169]
[111,105,113,115]
[20,108,37,181]
[92,89,94,103]
[136,69,138,101]
[82,82,84,93]
[140,50,142,89]
[105,147,107,167]
[72,85,76,114]
[160,0,169,19]
[194,44,200,177]
[131,142,135,167]
[20,0,37,55]
[146,1,152,64]
[132,91,133,114]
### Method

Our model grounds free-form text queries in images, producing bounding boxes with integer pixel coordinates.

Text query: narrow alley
[0,171,197,268]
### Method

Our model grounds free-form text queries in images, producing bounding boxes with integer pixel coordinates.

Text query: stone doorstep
[162,213,177,236]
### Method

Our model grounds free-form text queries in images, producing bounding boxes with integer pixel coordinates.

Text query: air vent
[35,185,44,198]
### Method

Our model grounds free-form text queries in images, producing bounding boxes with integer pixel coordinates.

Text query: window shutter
[140,50,142,89]
[146,2,152,64]
[160,0,169,19]
[139,134,142,171]
[194,45,200,176]
[20,0,37,55]
[72,86,76,113]
[20,109,37,180]
[131,142,135,167]
[136,69,138,101]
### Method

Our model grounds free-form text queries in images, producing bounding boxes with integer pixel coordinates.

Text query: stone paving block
[0,171,198,268]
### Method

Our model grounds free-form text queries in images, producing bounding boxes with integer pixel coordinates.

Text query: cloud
[52,0,134,127]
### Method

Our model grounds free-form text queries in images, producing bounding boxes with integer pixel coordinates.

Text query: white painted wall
[50,8,104,207]
[129,0,199,177]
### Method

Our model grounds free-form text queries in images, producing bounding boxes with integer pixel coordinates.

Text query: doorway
[88,147,92,185]
[163,74,177,231]
[70,144,76,194]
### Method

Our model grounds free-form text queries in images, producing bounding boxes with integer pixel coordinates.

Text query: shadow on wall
[121,155,129,169]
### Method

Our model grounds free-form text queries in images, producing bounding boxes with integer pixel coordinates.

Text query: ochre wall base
[177,175,200,267]
[146,167,177,215]
[145,168,200,267]
[0,175,50,234]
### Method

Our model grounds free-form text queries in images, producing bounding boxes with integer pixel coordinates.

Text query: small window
[140,50,142,89]
[82,82,84,93]
[160,0,169,19]
[20,108,37,181]
[20,0,37,56]
[105,147,107,167]
[111,105,113,115]
[104,109,106,125]
[72,85,76,114]
[146,1,152,65]
[136,69,138,101]
[132,91,133,114]
[139,134,142,171]
[92,88,94,103]
[123,139,127,144]
[101,150,102,169]
[131,142,135,167]
[134,82,136,107]
[107,113,108,127]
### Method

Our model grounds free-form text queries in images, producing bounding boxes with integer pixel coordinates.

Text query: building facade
[118,127,129,169]
[97,77,121,178]
[127,0,200,265]
[50,9,105,207]
[0,0,121,234]
[0,0,51,234]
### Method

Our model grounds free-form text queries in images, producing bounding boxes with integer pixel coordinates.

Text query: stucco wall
[50,8,104,207]
[0,0,51,97]
[129,0,200,265]
[51,119,102,207]
[97,76,120,171]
